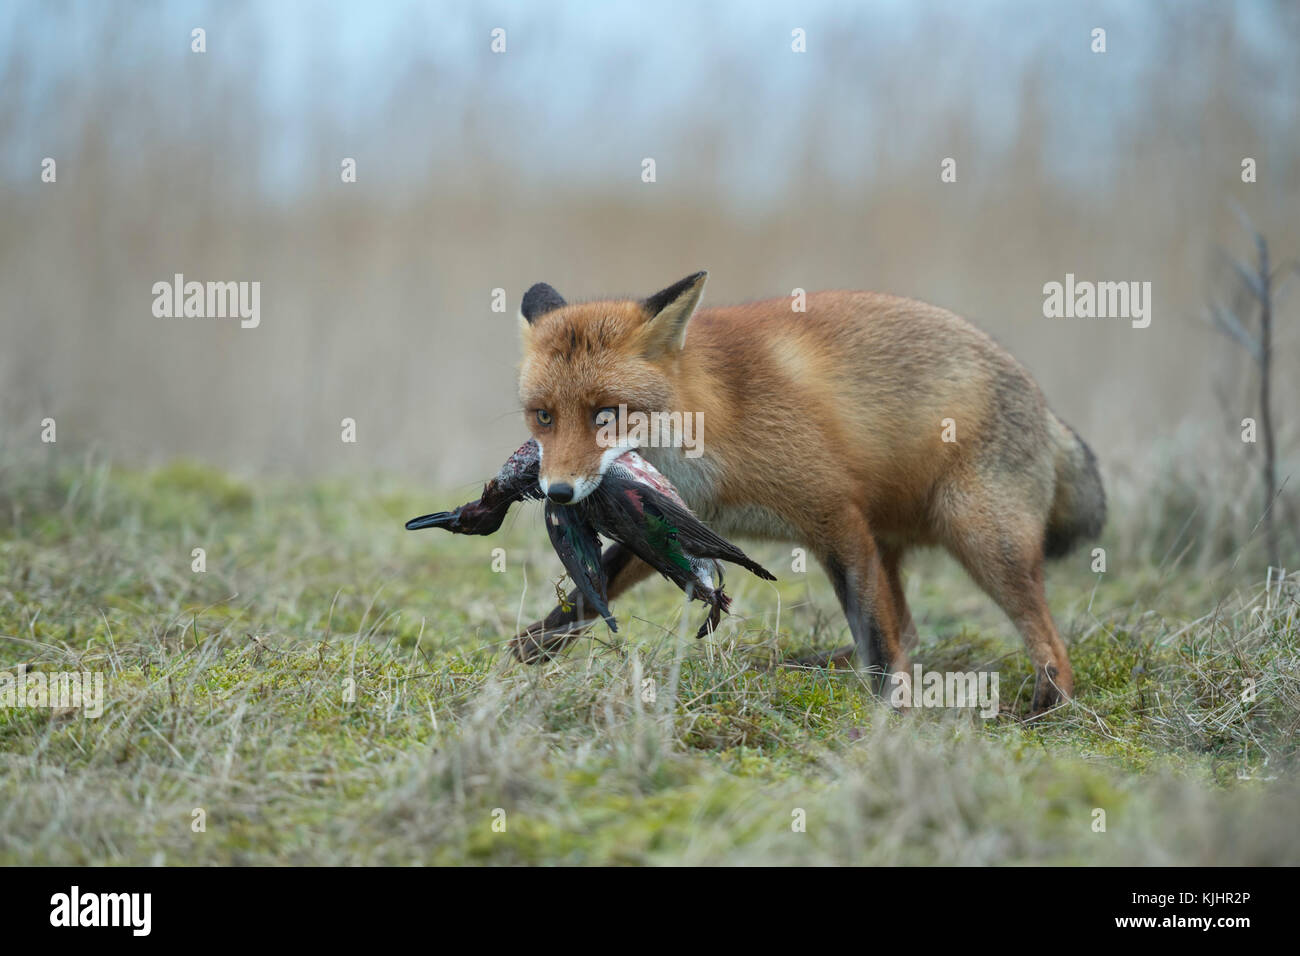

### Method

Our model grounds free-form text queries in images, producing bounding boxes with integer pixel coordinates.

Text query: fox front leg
[785,541,917,670]
[816,511,911,703]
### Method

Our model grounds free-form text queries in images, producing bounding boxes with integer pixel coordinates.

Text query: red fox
[511,272,1105,714]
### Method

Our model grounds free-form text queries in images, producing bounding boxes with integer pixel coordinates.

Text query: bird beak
[405,511,454,531]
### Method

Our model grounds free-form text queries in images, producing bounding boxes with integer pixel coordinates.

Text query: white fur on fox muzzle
[559,445,636,503]
[536,442,549,497]
[539,474,599,504]
[597,443,633,475]
[568,475,599,503]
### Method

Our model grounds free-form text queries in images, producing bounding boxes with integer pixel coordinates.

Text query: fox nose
[546,482,575,504]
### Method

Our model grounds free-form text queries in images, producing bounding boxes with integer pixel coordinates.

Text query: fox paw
[1028,664,1071,717]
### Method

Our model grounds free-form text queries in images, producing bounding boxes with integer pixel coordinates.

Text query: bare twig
[1208,208,1284,569]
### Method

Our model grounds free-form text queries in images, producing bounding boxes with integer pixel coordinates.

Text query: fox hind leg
[939,486,1074,715]
[974,557,1072,716]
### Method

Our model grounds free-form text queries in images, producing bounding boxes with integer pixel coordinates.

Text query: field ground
[1,456,1298,865]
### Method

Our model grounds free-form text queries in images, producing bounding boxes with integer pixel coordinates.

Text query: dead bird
[571,450,775,637]
[405,441,775,638]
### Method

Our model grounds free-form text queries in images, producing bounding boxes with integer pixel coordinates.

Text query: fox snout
[539,471,602,505]
[544,480,575,504]
[539,441,635,504]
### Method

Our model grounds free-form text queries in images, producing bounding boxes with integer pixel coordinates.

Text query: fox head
[517,271,707,504]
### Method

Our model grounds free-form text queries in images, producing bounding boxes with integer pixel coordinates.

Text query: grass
[1,452,1298,865]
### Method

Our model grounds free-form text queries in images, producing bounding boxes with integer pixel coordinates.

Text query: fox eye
[594,407,618,428]
[536,409,553,426]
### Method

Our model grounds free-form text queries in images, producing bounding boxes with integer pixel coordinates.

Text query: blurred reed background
[1,0,1297,498]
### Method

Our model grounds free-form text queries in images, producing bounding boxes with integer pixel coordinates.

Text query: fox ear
[640,271,707,355]
[519,283,566,326]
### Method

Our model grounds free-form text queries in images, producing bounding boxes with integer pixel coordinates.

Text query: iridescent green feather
[644,513,692,574]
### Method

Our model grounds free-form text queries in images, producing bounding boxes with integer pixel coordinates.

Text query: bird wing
[581,484,697,593]
[607,453,776,582]
[638,490,777,581]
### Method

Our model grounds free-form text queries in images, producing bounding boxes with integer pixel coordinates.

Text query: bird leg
[511,544,649,662]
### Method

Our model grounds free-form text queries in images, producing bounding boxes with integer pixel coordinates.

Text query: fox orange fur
[512,272,1105,714]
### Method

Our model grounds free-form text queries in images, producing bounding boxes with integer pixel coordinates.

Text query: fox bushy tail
[1044,414,1106,559]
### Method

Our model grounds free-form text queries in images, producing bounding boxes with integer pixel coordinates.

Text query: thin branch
[1206,302,1263,363]
[1227,198,1262,253]
[1217,246,1266,301]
